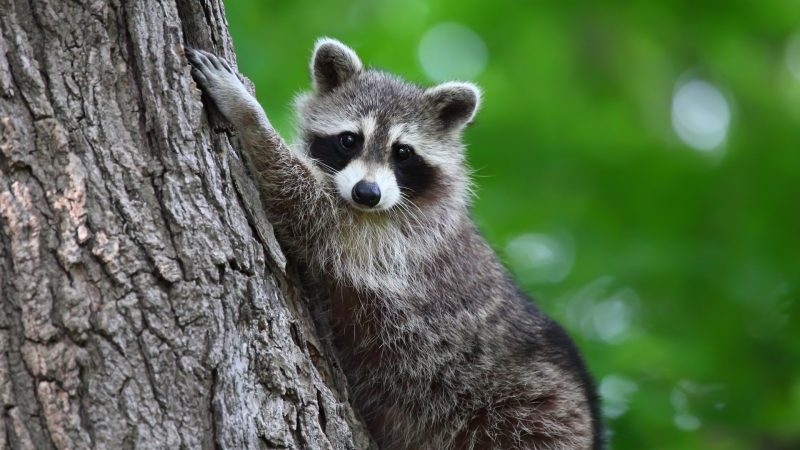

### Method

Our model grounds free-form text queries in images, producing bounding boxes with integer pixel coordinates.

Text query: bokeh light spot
[786,31,800,81]
[592,297,634,343]
[599,374,639,419]
[505,233,575,284]
[561,277,639,344]
[671,77,731,153]
[669,380,723,432]
[418,23,488,82]
[674,413,702,431]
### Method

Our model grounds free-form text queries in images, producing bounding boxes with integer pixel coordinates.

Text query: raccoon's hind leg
[187,48,334,252]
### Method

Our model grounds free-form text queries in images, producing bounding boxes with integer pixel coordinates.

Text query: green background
[225,1,800,449]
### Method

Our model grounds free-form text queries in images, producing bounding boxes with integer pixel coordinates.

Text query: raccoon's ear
[424,81,482,131]
[311,38,363,94]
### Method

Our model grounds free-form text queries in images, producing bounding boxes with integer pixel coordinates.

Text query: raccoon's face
[295,38,480,213]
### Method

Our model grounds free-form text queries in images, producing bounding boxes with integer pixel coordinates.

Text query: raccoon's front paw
[186,48,259,125]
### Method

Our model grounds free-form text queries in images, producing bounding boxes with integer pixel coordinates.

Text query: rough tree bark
[0,1,373,448]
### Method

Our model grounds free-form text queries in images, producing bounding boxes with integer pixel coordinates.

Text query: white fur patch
[387,123,453,166]
[302,116,360,137]
[373,165,400,211]
[361,114,377,144]
[334,159,367,205]
[387,123,407,144]
[333,159,401,212]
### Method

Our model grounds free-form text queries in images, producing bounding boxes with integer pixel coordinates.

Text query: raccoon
[187,39,603,450]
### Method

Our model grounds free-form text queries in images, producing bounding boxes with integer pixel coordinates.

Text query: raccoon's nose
[352,180,381,207]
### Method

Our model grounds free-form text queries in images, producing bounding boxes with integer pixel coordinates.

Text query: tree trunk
[0,1,372,448]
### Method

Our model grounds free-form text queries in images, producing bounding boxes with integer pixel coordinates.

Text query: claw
[190,67,207,84]
[186,47,213,70]
[203,51,223,71]
[219,58,233,73]
[186,48,202,67]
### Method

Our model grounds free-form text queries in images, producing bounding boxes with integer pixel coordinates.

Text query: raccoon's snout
[352,180,381,207]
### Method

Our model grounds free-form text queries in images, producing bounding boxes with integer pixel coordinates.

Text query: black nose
[351,180,381,207]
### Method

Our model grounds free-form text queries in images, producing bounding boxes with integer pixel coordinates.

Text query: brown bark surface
[0,1,371,448]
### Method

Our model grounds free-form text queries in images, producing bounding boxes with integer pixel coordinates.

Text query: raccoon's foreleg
[187,48,333,247]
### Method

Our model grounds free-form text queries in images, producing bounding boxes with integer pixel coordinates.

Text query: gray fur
[187,40,603,450]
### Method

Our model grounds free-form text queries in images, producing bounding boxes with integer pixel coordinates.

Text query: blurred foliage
[225,1,800,449]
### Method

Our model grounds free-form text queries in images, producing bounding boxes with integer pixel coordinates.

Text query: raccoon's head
[294,38,480,216]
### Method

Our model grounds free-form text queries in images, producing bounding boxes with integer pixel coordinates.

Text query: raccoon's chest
[327,283,361,334]
[326,283,379,357]
[325,282,412,375]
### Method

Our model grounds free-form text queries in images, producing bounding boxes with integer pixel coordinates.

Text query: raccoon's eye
[394,144,414,161]
[338,132,358,150]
